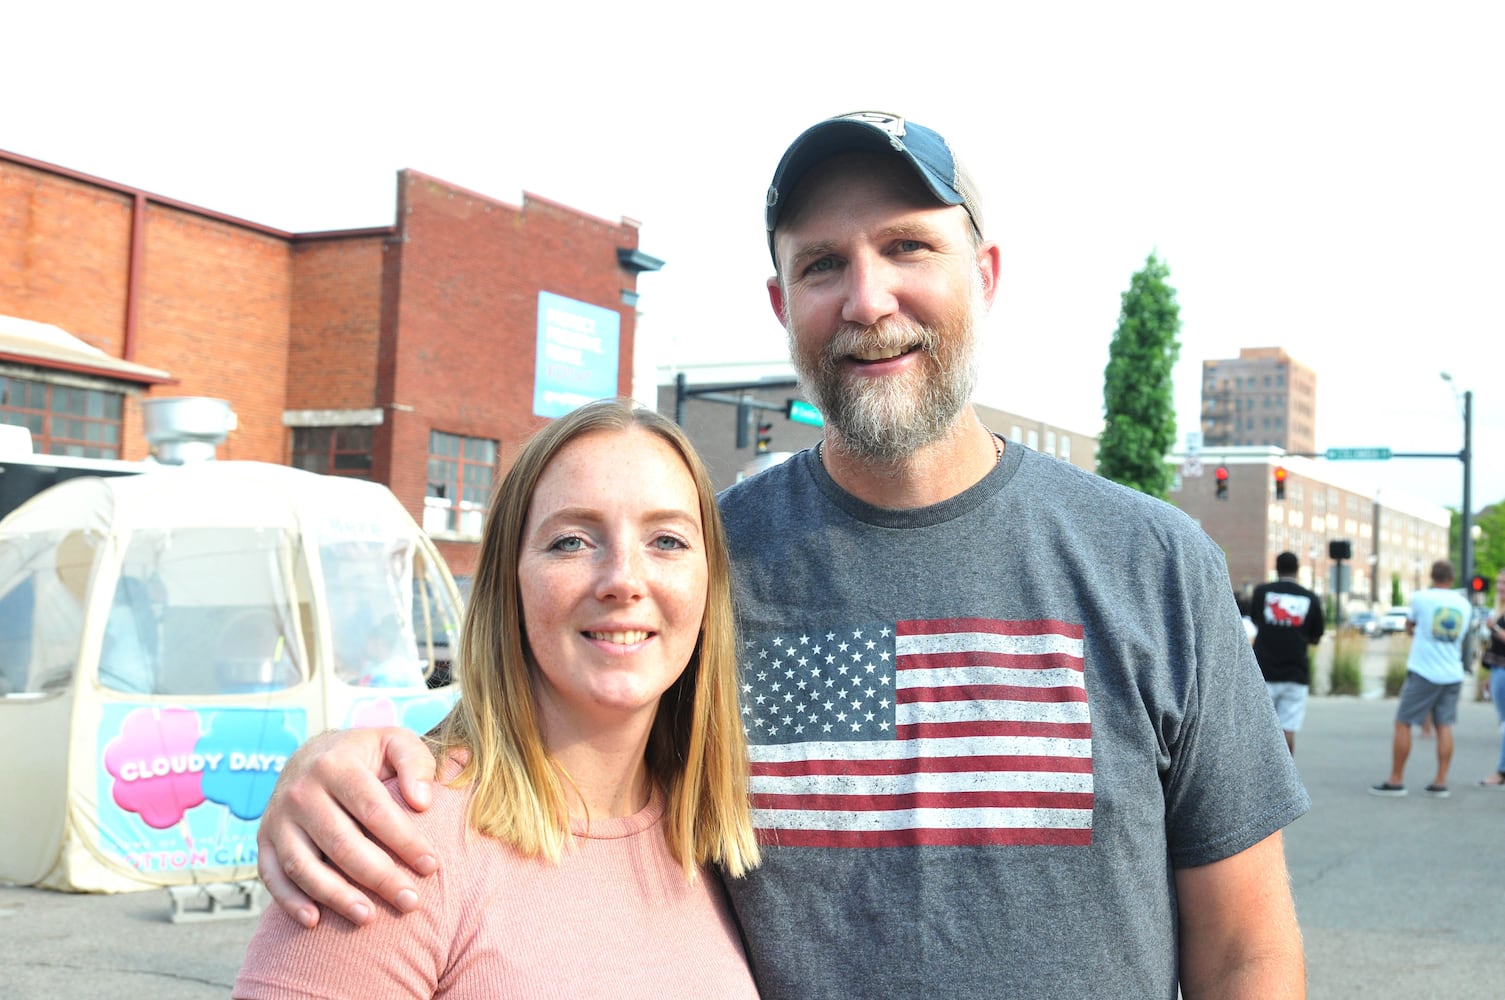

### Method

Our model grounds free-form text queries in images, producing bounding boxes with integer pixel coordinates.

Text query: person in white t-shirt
[1370,560,1474,797]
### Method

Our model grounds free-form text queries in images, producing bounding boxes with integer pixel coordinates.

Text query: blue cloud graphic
[198,709,306,821]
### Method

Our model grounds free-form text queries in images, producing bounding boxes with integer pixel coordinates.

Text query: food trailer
[0,460,464,893]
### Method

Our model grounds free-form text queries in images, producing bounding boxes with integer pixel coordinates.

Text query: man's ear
[977,242,1002,307]
[767,276,787,325]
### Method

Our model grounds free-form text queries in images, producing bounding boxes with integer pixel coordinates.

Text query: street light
[1440,372,1475,584]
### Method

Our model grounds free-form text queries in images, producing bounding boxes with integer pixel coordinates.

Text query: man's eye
[806,257,836,275]
[895,239,924,253]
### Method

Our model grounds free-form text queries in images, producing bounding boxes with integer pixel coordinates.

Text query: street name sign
[786,399,825,427]
[1324,447,1392,461]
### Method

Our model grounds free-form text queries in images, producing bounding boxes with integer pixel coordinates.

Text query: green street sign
[786,399,825,427]
[1324,447,1392,461]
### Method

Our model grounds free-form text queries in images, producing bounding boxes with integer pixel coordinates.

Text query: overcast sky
[6,1,1500,513]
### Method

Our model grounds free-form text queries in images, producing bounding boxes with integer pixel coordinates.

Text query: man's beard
[789,279,984,466]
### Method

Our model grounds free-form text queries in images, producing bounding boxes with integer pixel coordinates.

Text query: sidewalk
[1,691,1500,998]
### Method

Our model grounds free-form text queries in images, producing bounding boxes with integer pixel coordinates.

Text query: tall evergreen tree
[1098,253,1182,499]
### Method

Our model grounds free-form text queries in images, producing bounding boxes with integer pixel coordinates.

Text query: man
[1371,559,1473,797]
[1250,551,1325,752]
[256,111,1309,998]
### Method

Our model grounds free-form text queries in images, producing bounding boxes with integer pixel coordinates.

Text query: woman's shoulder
[380,750,475,842]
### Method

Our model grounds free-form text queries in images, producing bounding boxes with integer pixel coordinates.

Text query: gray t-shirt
[717,442,1309,1000]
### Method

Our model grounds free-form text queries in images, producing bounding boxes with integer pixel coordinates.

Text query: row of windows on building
[283,426,500,538]
[1,375,123,458]
[4,373,499,539]
[1011,425,1071,461]
[1207,373,1288,391]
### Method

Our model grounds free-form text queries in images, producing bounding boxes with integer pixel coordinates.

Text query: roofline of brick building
[0,148,395,243]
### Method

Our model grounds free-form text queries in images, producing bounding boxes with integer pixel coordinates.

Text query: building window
[1026,429,1039,451]
[291,425,374,478]
[1059,436,1071,462]
[1044,431,1056,457]
[0,375,123,458]
[425,431,497,537]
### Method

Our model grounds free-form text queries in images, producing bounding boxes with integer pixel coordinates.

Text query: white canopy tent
[0,461,463,892]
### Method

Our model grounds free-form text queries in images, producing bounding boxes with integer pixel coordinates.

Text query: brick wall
[133,206,292,463]
[0,153,650,582]
[289,234,387,411]
[0,162,133,353]
[383,173,645,576]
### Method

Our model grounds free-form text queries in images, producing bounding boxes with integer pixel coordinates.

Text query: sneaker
[1369,782,1407,796]
[1424,784,1450,797]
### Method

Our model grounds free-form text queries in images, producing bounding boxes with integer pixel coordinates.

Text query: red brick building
[0,150,661,578]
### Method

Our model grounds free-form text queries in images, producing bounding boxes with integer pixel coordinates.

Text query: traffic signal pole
[1461,390,1474,585]
[673,372,801,448]
[1281,391,1475,584]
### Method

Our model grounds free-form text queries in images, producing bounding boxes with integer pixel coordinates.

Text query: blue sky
[6,1,1500,512]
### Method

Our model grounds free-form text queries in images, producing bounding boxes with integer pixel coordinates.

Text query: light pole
[1440,373,1475,584]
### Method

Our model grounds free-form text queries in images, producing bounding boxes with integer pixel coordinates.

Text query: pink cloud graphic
[103,707,208,829]
[348,697,400,729]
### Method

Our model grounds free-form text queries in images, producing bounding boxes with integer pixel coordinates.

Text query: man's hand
[257,726,438,929]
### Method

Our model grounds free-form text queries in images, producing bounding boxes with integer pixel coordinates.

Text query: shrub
[1384,656,1409,698]
[1328,643,1362,696]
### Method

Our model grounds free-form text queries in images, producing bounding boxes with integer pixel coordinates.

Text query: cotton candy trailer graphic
[103,706,301,828]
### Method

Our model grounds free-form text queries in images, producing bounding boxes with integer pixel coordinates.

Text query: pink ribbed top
[234,779,758,999]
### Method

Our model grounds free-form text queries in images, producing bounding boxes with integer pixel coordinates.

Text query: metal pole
[1461,389,1474,583]
[674,372,687,427]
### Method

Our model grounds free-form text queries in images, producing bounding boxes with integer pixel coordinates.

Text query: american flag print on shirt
[743,617,1093,848]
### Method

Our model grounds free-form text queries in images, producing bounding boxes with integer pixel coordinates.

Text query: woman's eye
[652,534,689,551]
[549,535,586,553]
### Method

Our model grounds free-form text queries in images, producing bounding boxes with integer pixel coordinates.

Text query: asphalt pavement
[2,655,1502,998]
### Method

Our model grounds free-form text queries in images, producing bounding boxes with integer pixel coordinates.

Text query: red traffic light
[1471,575,1489,594]
[1215,466,1229,482]
[1273,465,1287,501]
[1273,467,1287,482]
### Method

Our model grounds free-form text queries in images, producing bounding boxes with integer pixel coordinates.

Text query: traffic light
[1471,574,1491,596]
[1214,466,1229,500]
[1273,466,1287,501]
[756,421,773,453]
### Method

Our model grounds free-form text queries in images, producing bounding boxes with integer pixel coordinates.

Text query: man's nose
[840,255,899,327]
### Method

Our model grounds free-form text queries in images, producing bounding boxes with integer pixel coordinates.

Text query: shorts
[1395,672,1462,727]
[1265,681,1308,732]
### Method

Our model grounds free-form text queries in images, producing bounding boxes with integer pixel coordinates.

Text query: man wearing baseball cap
[257,111,1309,999]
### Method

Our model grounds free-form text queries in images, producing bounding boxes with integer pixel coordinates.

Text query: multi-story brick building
[1201,347,1317,455]
[0,149,661,578]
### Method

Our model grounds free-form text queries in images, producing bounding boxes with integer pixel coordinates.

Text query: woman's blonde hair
[432,398,758,877]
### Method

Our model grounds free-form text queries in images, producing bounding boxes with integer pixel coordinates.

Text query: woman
[1479,602,1505,787]
[236,400,760,998]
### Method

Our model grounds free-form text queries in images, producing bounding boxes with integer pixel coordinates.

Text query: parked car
[1380,609,1410,634]
[1344,611,1381,637]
